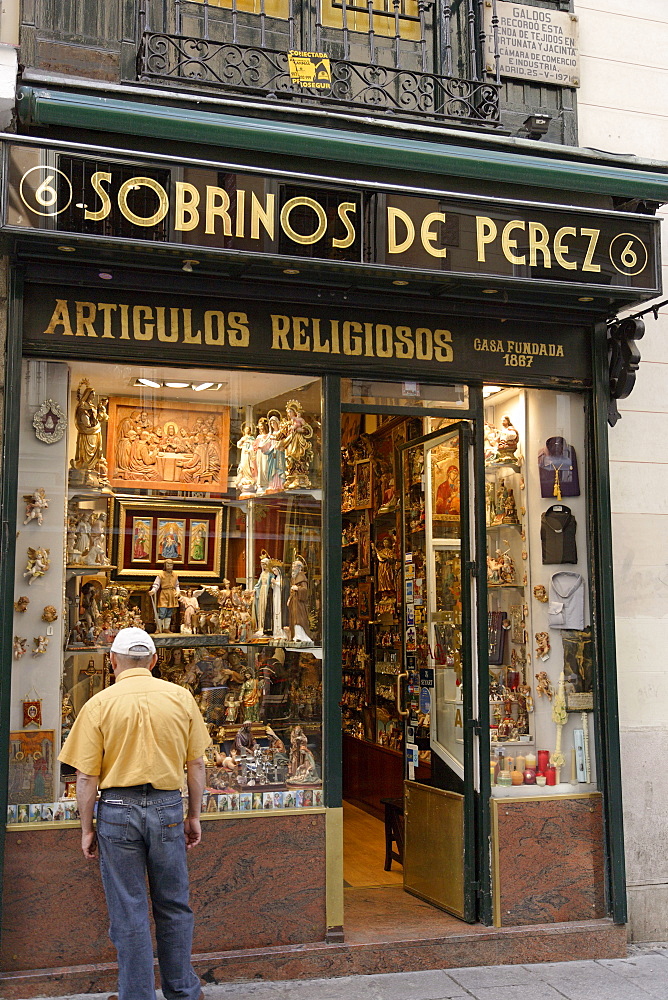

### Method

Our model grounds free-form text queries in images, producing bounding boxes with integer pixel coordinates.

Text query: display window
[9,359,323,823]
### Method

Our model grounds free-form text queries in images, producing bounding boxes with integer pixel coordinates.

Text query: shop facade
[0,120,666,996]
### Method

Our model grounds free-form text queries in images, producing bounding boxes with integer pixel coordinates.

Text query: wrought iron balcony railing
[137,30,501,127]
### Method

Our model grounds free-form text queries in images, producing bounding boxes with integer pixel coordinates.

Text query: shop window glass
[7,359,323,826]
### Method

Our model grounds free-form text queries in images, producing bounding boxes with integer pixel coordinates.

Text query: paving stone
[447,964,540,990]
[368,969,467,1000]
[457,985,566,1000]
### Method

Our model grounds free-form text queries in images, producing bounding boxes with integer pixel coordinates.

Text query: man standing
[59,627,211,1000]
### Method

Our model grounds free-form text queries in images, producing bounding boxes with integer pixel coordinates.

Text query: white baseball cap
[110,627,156,656]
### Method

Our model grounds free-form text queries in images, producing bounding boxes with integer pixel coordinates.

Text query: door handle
[396,671,409,717]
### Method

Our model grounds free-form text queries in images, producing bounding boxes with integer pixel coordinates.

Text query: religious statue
[179,588,201,632]
[224,690,240,723]
[14,596,29,614]
[239,669,262,722]
[253,417,272,494]
[252,550,284,638]
[69,379,109,488]
[286,725,320,785]
[13,636,27,659]
[372,535,398,594]
[235,422,257,496]
[287,554,314,646]
[496,415,520,462]
[150,559,181,632]
[23,488,49,526]
[234,720,256,756]
[41,605,58,623]
[282,400,314,490]
[24,547,50,585]
[266,410,287,492]
[501,488,520,525]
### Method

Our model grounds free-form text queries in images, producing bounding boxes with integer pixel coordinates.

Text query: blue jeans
[97,785,201,1000]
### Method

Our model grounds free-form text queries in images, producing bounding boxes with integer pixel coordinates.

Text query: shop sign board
[484,2,580,88]
[2,141,660,296]
[23,285,592,383]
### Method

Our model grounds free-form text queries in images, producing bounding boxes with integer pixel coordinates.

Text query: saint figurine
[235,422,257,495]
[496,415,519,462]
[253,550,283,638]
[287,554,314,645]
[282,400,314,490]
[372,535,398,594]
[150,559,181,632]
[69,379,109,488]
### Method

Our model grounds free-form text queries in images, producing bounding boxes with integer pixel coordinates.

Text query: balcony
[136,0,502,131]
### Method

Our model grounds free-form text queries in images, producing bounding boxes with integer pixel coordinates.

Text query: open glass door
[399,421,477,922]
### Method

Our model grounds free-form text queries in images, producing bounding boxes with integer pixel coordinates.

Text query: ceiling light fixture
[578,296,594,302]
[164,381,190,389]
[283,268,300,275]
[135,378,162,388]
[98,271,113,280]
[393,280,409,286]
[482,288,499,294]
[58,246,76,252]
[182,259,199,272]
[193,382,215,391]
[483,385,503,398]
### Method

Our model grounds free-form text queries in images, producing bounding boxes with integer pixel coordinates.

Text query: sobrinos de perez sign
[23,286,592,383]
[4,142,659,296]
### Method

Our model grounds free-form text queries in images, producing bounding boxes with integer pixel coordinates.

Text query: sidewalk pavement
[26,945,668,1000]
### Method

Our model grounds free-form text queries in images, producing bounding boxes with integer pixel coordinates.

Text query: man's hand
[81,829,98,860]
[184,816,202,849]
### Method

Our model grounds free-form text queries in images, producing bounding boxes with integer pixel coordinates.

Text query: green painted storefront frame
[0,258,627,942]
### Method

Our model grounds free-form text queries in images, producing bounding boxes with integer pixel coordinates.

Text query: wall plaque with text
[485,2,580,88]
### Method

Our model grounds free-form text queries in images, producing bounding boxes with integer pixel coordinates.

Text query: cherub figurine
[23,488,49,526]
[32,635,49,656]
[41,606,58,623]
[13,636,28,659]
[14,596,29,614]
[535,631,551,661]
[24,547,50,585]
[535,670,554,700]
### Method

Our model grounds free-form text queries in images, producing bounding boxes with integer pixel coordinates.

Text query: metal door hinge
[466,560,477,577]
[465,718,482,736]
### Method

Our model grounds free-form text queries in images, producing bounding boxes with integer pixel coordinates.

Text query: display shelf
[485,461,522,474]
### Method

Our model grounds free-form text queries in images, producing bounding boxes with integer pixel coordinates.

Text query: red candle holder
[546,766,557,786]
[537,749,550,773]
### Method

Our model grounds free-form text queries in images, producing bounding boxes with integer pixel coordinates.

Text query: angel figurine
[23,488,49,526]
[14,596,29,614]
[13,636,28,659]
[282,400,314,490]
[32,635,49,656]
[24,547,50,585]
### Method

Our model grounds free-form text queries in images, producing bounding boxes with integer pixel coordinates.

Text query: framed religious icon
[562,627,594,711]
[358,579,372,619]
[106,397,230,494]
[112,497,222,579]
[8,730,55,805]
[353,460,373,510]
[430,441,461,528]
[357,513,371,575]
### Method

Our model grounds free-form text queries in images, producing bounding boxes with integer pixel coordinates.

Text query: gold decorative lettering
[251,192,275,240]
[343,321,363,356]
[528,222,552,267]
[76,301,97,338]
[292,316,311,351]
[476,217,497,261]
[43,299,74,337]
[330,319,341,355]
[227,313,250,347]
[387,207,415,254]
[204,310,226,345]
[434,329,454,363]
[312,318,331,353]
[395,326,414,359]
[581,228,601,272]
[118,177,169,228]
[421,212,447,258]
[205,186,233,236]
[553,226,577,270]
[235,190,246,238]
[280,197,327,245]
[271,315,291,350]
[363,322,374,357]
[119,304,130,340]
[415,328,433,361]
[85,172,112,222]
[501,220,527,265]
[133,306,154,341]
[96,303,117,339]
[174,182,200,232]
[333,202,357,249]
[182,308,201,344]
[375,324,394,358]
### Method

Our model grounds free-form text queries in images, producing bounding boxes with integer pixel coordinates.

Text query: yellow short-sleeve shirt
[58,668,211,789]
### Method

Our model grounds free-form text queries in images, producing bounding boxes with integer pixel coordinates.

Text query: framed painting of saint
[113,497,222,579]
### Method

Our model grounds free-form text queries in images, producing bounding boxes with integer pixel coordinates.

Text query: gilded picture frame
[112,497,223,580]
[106,397,230,494]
